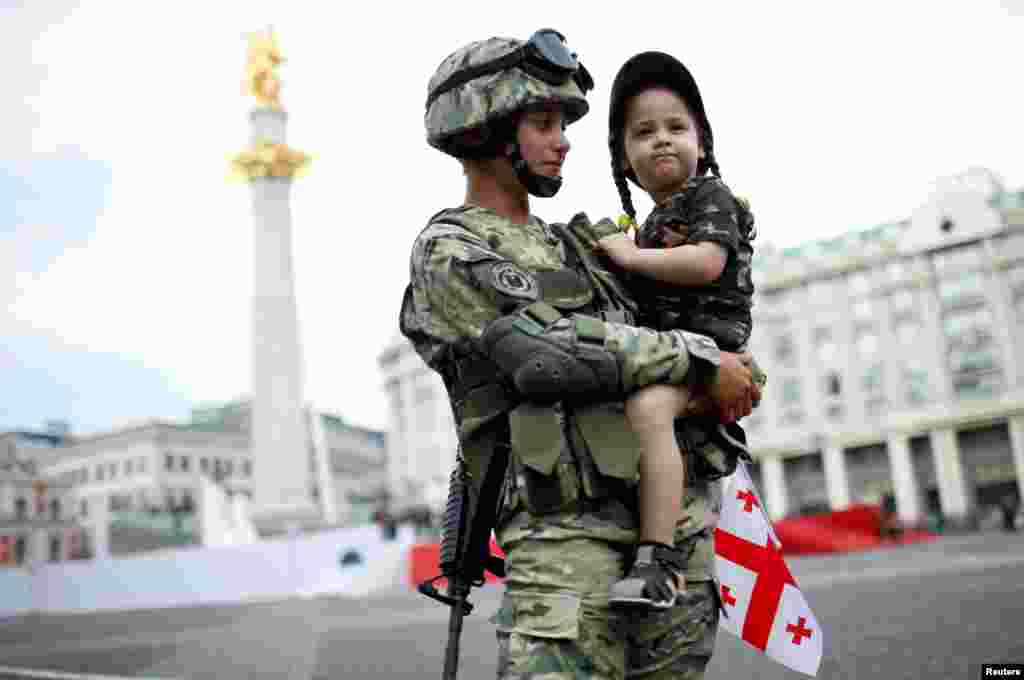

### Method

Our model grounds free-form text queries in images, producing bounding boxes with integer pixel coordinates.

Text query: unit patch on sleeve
[490,262,539,300]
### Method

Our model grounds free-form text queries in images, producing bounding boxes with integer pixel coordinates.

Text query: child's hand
[596,232,639,270]
[661,223,690,247]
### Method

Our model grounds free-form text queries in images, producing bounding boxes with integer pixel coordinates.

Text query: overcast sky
[2,1,1022,436]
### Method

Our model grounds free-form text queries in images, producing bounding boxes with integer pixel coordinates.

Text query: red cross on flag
[714,461,824,676]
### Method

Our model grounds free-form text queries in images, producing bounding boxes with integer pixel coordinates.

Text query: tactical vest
[430,213,643,519]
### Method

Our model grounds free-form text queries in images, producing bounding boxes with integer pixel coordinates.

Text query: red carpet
[408,538,505,588]
[408,506,937,584]
[773,504,937,556]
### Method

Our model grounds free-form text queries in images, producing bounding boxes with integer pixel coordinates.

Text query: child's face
[510,105,571,182]
[622,87,704,203]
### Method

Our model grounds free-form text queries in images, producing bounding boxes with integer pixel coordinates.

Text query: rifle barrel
[442,590,467,680]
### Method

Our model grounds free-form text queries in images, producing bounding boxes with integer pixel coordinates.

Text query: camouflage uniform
[402,207,726,679]
[406,35,735,680]
[630,175,755,352]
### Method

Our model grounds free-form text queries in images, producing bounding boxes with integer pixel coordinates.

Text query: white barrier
[0,526,417,618]
[0,567,37,618]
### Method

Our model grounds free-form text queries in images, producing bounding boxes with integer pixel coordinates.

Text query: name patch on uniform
[491,262,539,300]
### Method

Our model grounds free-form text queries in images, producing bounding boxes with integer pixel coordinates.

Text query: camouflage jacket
[631,175,755,351]
[400,205,721,579]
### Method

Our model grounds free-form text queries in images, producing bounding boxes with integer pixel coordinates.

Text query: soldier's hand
[708,351,754,423]
[738,352,764,408]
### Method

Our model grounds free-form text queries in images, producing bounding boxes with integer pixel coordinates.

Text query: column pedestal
[930,428,969,520]
[761,456,788,520]
[886,434,922,523]
[824,444,851,510]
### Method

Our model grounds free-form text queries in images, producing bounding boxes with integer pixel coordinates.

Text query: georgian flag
[714,461,824,676]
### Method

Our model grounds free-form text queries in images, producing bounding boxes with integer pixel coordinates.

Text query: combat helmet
[425,29,593,197]
[607,52,719,219]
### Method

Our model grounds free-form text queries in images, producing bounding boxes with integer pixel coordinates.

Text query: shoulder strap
[548,219,637,321]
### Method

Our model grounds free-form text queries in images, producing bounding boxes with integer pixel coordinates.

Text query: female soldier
[402,29,759,678]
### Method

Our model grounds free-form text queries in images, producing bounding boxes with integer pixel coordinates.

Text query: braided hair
[611,136,637,223]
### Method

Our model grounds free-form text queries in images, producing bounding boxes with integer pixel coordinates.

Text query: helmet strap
[507,142,562,198]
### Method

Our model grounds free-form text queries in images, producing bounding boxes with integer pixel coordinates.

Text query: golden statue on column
[244,28,285,111]
[232,28,311,181]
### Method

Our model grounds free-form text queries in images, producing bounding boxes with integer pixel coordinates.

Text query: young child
[596,51,762,610]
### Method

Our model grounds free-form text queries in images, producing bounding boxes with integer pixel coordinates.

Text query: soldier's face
[622,88,704,203]
[512,106,571,181]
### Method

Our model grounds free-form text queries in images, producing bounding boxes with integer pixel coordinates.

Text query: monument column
[233,29,316,523]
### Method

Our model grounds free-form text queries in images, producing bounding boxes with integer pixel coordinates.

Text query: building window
[80,498,89,518]
[15,498,27,519]
[781,378,802,405]
[110,494,133,511]
[225,460,234,477]
[180,456,190,473]
[138,458,147,474]
[953,371,1001,399]
[862,362,884,394]
[775,334,796,367]
[49,535,61,562]
[50,499,60,520]
[200,458,209,473]
[826,403,844,421]
[125,459,133,476]
[943,306,993,344]
[938,271,985,307]
[165,454,175,471]
[108,462,117,479]
[824,372,842,397]
[96,465,104,482]
[243,460,252,477]
[814,328,837,365]
[949,347,998,374]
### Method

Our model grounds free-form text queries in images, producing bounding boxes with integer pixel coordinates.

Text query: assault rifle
[418,448,508,680]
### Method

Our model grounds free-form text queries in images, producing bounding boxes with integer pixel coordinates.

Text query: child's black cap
[608,51,715,186]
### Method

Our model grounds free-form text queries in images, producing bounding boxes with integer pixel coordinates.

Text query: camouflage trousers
[492,534,719,679]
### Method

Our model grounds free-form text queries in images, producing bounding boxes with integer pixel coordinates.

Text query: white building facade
[378,335,459,513]
[380,168,1024,529]
[0,430,82,567]
[743,168,1024,526]
[1,400,387,561]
